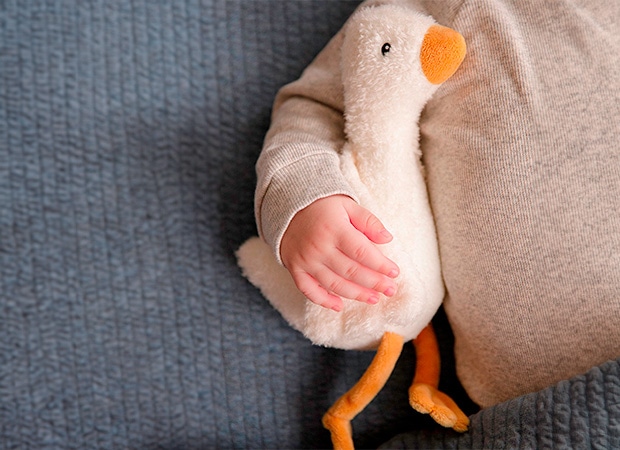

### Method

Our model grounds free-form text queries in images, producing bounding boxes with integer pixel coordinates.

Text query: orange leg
[323,332,405,450]
[409,324,470,432]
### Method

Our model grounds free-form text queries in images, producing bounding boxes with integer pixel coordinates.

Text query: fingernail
[380,229,393,239]
[331,304,342,312]
[384,286,396,297]
[367,295,379,305]
[388,268,399,278]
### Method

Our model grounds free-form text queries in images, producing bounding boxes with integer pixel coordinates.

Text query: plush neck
[343,86,432,180]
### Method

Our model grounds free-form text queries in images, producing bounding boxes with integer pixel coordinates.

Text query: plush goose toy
[237,5,467,449]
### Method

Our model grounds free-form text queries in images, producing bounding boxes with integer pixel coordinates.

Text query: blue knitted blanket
[1,1,619,448]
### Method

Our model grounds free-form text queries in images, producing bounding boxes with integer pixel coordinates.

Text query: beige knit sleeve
[255,25,359,262]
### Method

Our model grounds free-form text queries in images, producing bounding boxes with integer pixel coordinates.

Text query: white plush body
[238,6,445,351]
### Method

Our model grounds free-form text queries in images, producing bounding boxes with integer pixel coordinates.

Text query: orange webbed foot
[409,383,470,432]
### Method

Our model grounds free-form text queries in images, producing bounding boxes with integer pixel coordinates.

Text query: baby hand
[280,195,399,312]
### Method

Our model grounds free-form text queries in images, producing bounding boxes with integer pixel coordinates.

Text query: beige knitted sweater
[255,0,620,408]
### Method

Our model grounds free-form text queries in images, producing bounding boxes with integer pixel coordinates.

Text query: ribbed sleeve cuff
[257,152,357,264]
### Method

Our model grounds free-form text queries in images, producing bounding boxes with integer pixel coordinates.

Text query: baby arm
[255,10,398,312]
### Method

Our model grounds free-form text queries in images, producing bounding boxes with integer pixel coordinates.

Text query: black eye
[381,42,391,56]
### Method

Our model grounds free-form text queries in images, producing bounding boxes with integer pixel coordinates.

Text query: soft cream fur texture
[237,5,448,351]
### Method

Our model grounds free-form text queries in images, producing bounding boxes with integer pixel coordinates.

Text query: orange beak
[420,25,467,85]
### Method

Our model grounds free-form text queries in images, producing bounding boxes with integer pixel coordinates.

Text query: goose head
[341,5,466,148]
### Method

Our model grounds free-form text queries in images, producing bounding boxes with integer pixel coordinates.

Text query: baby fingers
[325,253,398,299]
[311,263,395,306]
[290,271,344,312]
[336,233,400,280]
